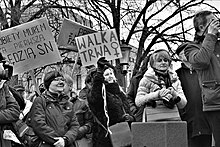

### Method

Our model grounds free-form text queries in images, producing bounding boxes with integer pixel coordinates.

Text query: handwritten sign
[0,17,62,75]
[57,18,96,52]
[75,29,122,67]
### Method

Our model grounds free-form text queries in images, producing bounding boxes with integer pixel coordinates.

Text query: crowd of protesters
[0,9,220,147]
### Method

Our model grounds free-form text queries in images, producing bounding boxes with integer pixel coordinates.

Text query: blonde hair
[149,49,171,68]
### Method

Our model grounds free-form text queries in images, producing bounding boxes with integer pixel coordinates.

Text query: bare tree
[63,0,220,81]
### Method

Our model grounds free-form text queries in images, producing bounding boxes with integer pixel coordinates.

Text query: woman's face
[153,57,170,71]
[103,68,115,83]
[49,76,65,93]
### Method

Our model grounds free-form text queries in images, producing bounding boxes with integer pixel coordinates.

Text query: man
[184,10,220,146]
[176,43,212,147]
[0,53,20,147]
[28,71,79,147]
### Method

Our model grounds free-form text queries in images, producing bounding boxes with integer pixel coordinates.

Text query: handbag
[109,122,132,147]
[75,137,93,147]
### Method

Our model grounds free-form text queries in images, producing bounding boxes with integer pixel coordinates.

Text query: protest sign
[75,29,122,67]
[0,17,62,75]
[57,18,96,52]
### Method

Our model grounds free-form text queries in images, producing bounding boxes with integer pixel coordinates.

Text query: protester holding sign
[87,57,135,147]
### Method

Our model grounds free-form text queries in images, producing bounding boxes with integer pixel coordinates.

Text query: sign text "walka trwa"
[0,17,62,75]
[75,29,122,67]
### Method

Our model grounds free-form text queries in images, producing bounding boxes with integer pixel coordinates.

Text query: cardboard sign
[75,29,122,67]
[57,18,96,52]
[0,17,62,75]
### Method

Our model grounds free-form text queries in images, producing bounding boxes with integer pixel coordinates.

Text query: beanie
[44,71,63,90]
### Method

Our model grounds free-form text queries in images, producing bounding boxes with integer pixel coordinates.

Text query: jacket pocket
[202,80,220,105]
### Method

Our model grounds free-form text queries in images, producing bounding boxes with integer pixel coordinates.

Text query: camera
[162,96,181,109]
[0,60,13,80]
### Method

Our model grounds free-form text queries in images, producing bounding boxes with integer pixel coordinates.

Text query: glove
[97,57,114,72]
[122,114,135,122]
[77,125,90,139]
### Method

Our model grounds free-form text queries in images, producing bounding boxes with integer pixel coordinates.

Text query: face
[103,68,115,83]
[49,76,65,93]
[153,57,170,71]
[63,81,72,95]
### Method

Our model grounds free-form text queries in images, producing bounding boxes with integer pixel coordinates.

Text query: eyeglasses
[156,58,169,63]
[53,77,65,82]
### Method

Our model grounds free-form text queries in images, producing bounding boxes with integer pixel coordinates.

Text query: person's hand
[168,87,178,99]
[97,57,114,72]
[130,106,138,115]
[53,137,65,147]
[158,88,171,99]
[122,114,134,122]
[208,19,220,36]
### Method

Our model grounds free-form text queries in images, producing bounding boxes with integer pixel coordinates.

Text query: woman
[135,49,187,122]
[27,71,79,147]
[87,57,135,147]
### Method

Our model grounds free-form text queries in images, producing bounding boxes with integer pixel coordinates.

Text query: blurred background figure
[127,56,149,122]
[63,73,93,147]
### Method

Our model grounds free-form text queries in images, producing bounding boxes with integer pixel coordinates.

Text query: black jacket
[88,71,133,147]
[126,74,145,122]
[176,64,211,138]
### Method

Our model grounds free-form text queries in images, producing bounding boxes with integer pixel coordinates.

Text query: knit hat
[44,71,63,90]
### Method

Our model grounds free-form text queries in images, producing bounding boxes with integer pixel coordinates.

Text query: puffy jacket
[184,33,220,111]
[28,91,79,147]
[136,67,186,121]
[0,82,20,147]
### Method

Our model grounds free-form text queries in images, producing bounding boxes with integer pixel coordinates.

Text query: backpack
[8,86,26,111]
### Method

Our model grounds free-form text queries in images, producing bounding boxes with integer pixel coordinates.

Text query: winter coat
[126,74,145,122]
[27,91,79,147]
[136,67,186,121]
[88,71,133,147]
[184,33,220,111]
[0,82,20,147]
[71,97,93,140]
[176,63,211,138]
